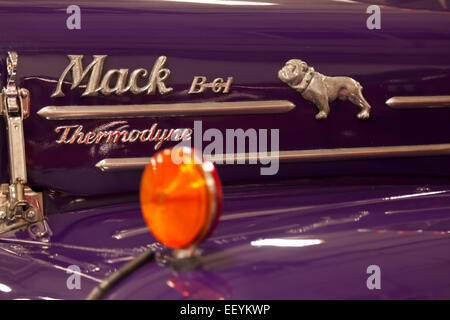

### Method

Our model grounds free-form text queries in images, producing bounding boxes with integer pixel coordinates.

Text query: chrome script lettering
[55,124,192,150]
[51,55,173,97]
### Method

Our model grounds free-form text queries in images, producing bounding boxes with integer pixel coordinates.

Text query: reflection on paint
[383,190,447,201]
[250,238,323,247]
[0,283,12,293]
[167,0,277,6]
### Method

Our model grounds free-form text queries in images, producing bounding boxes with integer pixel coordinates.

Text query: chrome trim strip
[95,158,148,172]
[37,100,295,120]
[386,96,450,109]
[95,143,450,172]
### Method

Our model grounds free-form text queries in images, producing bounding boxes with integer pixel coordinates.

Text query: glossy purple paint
[0,0,450,300]
[0,0,449,194]
[1,176,450,299]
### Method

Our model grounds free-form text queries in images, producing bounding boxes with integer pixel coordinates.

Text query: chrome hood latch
[0,52,48,238]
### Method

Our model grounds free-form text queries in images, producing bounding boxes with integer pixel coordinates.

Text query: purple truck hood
[0,0,449,195]
[1,176,450,300]
[0,0,449,300]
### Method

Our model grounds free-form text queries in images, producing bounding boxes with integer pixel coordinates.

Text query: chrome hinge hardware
[0,51,47,237]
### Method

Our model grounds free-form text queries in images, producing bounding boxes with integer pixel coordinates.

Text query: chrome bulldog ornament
[278,59,371,120]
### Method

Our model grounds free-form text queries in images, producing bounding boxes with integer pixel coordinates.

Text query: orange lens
[140,148,222,249]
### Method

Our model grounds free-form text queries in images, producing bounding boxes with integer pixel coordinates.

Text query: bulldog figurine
[278,59,371,120]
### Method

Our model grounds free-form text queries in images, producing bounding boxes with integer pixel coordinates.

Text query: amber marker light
[140,147,222,250]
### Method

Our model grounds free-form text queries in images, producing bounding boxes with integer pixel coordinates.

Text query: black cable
[86,248,155,300]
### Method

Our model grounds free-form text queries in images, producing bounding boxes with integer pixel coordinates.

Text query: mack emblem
[51,55,173,97]
[278,59,371,120]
